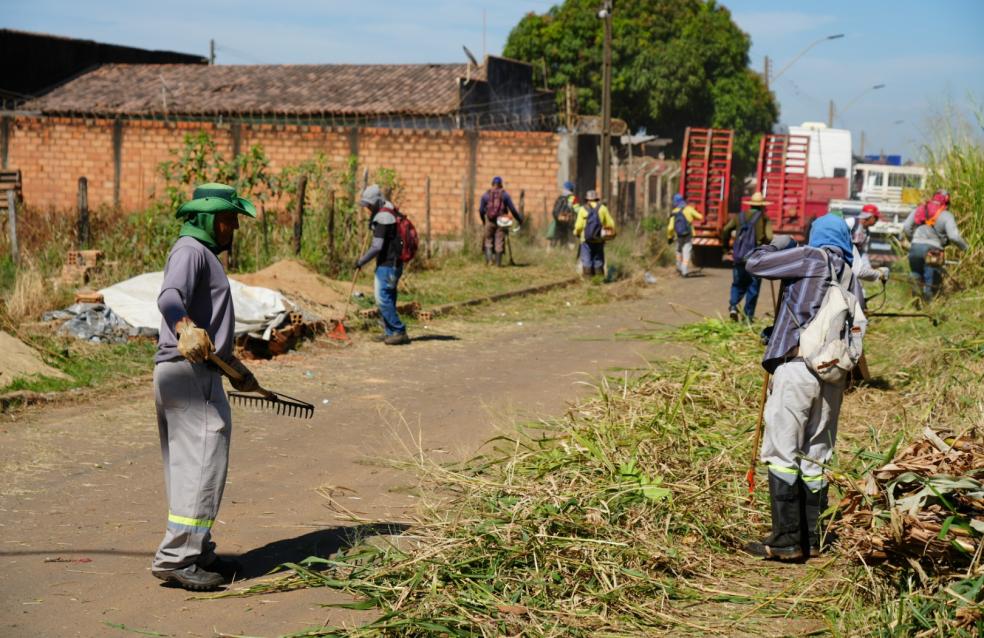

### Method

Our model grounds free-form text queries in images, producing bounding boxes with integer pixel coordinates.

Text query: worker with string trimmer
[354,184,416,345]
[150,183,259,591]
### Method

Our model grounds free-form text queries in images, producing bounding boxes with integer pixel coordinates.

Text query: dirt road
[0,269,730,637]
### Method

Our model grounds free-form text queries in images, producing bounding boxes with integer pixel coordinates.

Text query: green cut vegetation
[214,276,982,637]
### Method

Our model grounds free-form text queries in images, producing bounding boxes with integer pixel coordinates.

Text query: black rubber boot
[495,253,503,267]
[803,483,829,557]
[744,473,804,561]
[152,563,229,591]
[484,248,494,265]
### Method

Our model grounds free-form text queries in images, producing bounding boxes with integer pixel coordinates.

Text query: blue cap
[492,176,503,185]
[563,181,575,192]
[672,193,686,207]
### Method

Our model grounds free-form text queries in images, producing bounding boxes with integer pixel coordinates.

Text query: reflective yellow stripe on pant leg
[767,463,800,478]
[168,512,214,529]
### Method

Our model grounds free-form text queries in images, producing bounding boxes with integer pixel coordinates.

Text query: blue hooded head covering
[808,213,853,266]
[563,180,575,193]
[672,193,686,208]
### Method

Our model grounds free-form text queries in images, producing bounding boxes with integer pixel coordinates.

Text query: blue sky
[7,0,983,159]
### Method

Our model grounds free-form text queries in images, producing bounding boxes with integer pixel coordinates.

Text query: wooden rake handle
[207,352,275,399]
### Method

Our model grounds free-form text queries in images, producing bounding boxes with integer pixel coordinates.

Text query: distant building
[0,29,206,103]
[18,55,556,131]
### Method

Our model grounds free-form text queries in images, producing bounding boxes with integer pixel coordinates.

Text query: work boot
[744,472,804,561]
[384,332,411,346]
[803,483,830,557]
[152,563,228,591]
[484,248,494,265]
[198,554,242,580]
[729,306,739,322]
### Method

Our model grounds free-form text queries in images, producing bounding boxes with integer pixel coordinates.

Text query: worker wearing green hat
[151,183,258,591]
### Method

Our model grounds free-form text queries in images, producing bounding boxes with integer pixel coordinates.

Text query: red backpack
[389,207,419,263]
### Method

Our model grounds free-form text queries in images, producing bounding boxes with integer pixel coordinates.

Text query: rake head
[228,391,315,419]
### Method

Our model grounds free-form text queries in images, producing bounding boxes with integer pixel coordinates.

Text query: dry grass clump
[832,429,983,567]
[1,259,72,323]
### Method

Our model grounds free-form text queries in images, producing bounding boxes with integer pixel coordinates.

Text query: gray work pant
[152,360,232,571]
[675,236,693,276]
[760,360,843,491]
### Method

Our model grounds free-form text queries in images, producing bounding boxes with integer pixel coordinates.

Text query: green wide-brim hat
[176,183,257,219]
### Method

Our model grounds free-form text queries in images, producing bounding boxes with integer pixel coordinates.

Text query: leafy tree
[503,0,778,179]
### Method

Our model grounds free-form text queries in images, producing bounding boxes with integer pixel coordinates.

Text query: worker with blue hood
[740,213,864,562]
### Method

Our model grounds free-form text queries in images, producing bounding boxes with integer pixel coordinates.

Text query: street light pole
[771,33,844,83]
[840,83,886,116]
[599,1,613,204]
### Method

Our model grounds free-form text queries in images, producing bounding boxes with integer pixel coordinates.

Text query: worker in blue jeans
[356,184,410,345]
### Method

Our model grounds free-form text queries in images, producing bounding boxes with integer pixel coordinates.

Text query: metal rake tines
[228,391,315,419]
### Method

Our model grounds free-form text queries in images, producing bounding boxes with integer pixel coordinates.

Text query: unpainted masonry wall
[6,116,562,237]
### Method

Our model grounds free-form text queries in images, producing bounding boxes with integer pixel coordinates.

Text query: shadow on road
[235,522,411,579]
[411,334,460,342]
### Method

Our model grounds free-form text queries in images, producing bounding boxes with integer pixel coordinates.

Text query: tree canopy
[503,0,779,178]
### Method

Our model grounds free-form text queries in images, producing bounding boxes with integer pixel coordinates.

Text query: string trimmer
[208,353,314,419]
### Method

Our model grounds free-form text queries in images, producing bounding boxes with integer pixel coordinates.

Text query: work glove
[770,235,796,250]
[878,267,890,283]
[176,319,213,364]
[227,357,260,393]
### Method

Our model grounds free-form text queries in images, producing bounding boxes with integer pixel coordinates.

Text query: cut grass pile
[219,317,775,635]
[216,278,983,637]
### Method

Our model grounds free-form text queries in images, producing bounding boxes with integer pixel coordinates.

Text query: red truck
[678,127,734,249]
[681,129,849,260]
[740,133,849,243]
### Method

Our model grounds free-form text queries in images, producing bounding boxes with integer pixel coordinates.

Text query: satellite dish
[462,45,479,67]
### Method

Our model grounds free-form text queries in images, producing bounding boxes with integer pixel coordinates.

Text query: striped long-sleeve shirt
[745,244,863,374]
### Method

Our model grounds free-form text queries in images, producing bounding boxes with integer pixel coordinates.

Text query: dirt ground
[0,268,733,638]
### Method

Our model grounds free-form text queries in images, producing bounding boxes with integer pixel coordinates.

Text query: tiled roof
[24,63,484,116]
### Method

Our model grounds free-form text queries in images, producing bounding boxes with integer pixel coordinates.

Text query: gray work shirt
[155,236,235,364]
[902,209,968,251]
[745,244,863,374]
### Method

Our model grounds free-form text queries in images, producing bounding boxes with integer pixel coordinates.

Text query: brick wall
[5,116,562,237]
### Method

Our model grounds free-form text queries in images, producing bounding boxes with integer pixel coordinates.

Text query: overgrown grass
[923,99,984,289]
[0,331,156,395]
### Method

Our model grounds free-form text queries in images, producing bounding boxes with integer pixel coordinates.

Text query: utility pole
[599,1,613,204]
[763,55,771,91]
[859,131,866,158]
[828,99,835,128]
[209,39,216,65]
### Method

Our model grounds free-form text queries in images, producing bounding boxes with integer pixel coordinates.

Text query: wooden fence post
[77,177,89,249]
[461,174,468,245]
[293,175,307,256]
[327,190,336,264]
[6,190,16,265]
[542,195,548,240]
[425,176,432,259]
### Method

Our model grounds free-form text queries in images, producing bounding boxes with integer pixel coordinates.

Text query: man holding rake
[151,183,259,590]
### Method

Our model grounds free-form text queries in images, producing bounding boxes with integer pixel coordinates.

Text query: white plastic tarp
[100,272,292,339]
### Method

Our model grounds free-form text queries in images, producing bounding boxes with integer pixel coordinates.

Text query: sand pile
[232,260,368,320]
[0,331,70,387]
